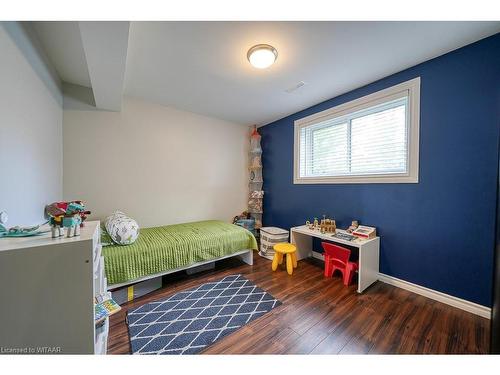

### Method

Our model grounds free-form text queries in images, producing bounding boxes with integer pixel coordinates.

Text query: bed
[102,220,257,289]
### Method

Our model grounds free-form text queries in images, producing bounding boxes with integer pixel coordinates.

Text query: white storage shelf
[0,220,108,354]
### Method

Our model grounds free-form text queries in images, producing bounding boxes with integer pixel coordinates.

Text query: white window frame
[294,77,420,184]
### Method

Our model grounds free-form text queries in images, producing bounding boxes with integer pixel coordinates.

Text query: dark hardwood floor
[108,251,489,354]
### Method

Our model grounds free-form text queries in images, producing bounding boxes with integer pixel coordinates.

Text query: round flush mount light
[247,44,278,69]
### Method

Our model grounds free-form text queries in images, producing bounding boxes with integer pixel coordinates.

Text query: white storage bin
[111,277,162,305]
[259,227,289,260]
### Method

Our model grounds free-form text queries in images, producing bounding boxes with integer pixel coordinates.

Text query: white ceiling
[33,21,500,125]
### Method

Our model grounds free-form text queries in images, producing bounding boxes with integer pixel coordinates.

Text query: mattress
[102,220,257,286]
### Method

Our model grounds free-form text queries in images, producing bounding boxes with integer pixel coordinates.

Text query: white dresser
[0,221,108,354]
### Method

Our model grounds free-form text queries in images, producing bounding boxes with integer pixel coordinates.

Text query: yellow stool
[272,243,298,275]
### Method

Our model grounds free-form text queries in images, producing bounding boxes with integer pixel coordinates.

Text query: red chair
[322,242,359,286]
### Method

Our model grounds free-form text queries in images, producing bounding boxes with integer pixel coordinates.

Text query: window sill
[294,174,419,184]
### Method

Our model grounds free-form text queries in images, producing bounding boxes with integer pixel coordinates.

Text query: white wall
[0,23,63,226]
[63,97,249,228]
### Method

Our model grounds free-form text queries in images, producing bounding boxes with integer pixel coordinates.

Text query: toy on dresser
[45,201,91,238]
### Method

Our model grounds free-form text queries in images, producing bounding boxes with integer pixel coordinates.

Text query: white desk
[290,225,380,293]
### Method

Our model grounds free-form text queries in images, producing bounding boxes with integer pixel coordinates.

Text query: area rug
[126,274,281,354]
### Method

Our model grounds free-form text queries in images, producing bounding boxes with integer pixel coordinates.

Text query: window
[294,77,420,184]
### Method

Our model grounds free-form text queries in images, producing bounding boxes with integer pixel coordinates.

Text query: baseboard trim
[378,273,491,319]
[311,251,324,261]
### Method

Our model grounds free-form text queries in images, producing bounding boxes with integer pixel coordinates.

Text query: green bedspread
[102,220,257,286]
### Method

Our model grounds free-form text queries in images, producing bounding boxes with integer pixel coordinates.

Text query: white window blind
[294,78,420,184]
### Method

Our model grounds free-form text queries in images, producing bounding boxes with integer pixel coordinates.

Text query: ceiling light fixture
[247,44,278,69]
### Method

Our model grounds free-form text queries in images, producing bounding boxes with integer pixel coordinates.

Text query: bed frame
[107,248,254,290]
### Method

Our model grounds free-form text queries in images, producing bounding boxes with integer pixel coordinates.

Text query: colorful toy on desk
[352,225,376,239]
[306,215,336,233]
[332,232,356,241]
[306,218,319,230]
[45,201,91,238]
[346,220,359,233]
[320,215,336,234]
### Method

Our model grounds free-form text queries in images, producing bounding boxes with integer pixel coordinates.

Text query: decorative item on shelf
[346,220,359,233]
[248,197,263,214]
[45,201,91,238]
[0,223,48,237]
[352,225,376,239]
[250,190,264,199]
[0,210,49,238]
[249,154,262,170]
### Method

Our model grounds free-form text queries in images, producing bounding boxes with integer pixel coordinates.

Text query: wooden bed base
[107,249,254,290]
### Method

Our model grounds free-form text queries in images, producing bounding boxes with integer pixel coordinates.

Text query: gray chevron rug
[126,274,281,354]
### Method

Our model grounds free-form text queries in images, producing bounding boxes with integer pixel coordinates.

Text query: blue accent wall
[259,34,500,307]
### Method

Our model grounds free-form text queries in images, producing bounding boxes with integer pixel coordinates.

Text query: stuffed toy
[45,201,91,238]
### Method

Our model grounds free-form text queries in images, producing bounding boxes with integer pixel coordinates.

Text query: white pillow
[105,211,139,245]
